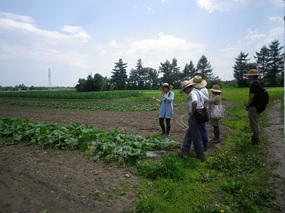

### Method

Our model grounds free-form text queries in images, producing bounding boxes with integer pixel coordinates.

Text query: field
[0,88,284,212]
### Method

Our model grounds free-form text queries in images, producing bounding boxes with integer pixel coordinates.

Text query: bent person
[152,83,174,136]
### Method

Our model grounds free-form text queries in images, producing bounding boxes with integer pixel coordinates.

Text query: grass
[132,87,284,213]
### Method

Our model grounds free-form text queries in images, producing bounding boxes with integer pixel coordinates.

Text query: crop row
[0,90,143,100]
[0,118,180,164]
[0,100,159,112]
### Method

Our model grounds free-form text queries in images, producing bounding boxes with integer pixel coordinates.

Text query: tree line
[75,55,221,92]
[233,39,284,87]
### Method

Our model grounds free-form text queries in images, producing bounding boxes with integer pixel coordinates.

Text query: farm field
[0,88,284,212]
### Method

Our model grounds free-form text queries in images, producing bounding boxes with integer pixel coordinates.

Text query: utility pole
[48,68,52,90]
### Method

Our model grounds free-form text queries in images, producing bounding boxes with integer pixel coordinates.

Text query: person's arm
[205,96,219,107]
[165,92,174,102]
[151,96,160,103]
[245,93,255,110]
[190,101,198,117]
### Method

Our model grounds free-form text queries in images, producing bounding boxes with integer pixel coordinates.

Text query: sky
[0,0,284,87]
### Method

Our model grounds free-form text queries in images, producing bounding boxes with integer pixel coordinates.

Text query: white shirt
[199,87,209,98]
[188,88,208,113]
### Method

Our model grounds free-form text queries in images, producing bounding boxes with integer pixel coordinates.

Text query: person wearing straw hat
[152,83,174,136]
[178,80,209,161]
[205,85,222,143]
[190,75,209,151]
[244,69,262,144]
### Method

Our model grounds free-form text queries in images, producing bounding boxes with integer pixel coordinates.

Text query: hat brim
[179,83,195,93]
[210,89,222,93]
[189,79,207,89]
[244,74,261,76]
[160,85,173,91]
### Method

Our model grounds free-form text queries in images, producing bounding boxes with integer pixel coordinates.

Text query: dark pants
[181,116,205,161]
[201,123,208,149]
[213,126,220,139]
[159,118,171,135]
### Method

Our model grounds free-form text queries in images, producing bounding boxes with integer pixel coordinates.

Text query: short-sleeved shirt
[188,89,208,113]
[199,87,209,98]
[249,81,261,107]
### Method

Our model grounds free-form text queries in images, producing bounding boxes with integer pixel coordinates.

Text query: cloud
[196,0,284,13]
[0,12,91,45]
[96,33,205,72]
[0,12,91,69]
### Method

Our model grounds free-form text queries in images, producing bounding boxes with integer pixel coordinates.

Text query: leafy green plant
[0,118,180,164]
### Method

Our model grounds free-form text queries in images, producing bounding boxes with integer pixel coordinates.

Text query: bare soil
[264,100,285,211]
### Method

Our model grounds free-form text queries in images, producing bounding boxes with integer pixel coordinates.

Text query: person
[152,83,174,136]
[179,80,209,161]
[245,69,262,144]
[190,75,209,151]
[205,85,222,143]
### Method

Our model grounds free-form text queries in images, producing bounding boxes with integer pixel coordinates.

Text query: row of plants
[132,87,284,212]
[0,90,143,100]
[0,100,160,112]
[0,118,180,164]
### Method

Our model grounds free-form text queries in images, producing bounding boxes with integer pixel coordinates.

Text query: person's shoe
[210,137,217,142]
[178,150,188,158]
[203,147,207,152]
[211,138,220,143]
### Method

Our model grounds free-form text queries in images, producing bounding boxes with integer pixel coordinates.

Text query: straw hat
[179,80,195,93]
[244,69,261,76]
[160,83,173,91]
[210,85,222,93]
[189,75,207,89]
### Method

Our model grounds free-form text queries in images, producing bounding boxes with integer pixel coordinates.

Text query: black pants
[159,118,171,135]
[213,125,220,139]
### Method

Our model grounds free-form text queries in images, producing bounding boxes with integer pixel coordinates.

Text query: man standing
[190,75,209,151]
[245,69,262,144]
[179,80,209,161]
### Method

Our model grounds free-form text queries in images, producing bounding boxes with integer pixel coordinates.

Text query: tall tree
[128,59,148,89]
[196,55,213,81]
[182,60,196,80]
[233,51,250,87]
[267,40,284,86]
[111,58,128,90]
[144,67,159,89]
[254,45,270,85]
[159,58,181,88]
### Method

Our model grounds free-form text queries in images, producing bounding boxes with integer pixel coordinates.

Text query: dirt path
[263,100,285,211]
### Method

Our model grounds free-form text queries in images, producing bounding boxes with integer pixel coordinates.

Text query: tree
[266,40,284,86]
[182,61,196,80]
[159,58,181,88]
[111,58,128,90]
[233,51,251,87]
[144,67,159,89]
[196,55,213,81]
[128,59,148,89]
[254,45,270,84]
[75,73,108,92]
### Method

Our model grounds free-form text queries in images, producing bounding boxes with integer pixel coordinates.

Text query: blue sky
[0,0,283,87]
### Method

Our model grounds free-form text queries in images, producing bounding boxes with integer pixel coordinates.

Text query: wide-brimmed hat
[189,75,207,89]
[160,83,173,91]
[210,85,222,93]
[244,69,261,76]
[179,80,195,93]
